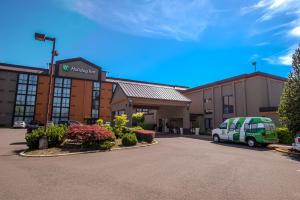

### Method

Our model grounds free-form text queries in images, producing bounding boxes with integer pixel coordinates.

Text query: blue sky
[0,0,299,87]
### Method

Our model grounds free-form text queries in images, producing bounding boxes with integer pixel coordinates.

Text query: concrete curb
[268,145,300,155]
[19,140,159,157]
[273,147,300,155]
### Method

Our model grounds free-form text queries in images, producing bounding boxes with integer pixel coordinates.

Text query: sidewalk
[156,132,212,141]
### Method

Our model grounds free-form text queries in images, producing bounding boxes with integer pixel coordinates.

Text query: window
[27,85,36,95]
[229,123,236,131]
[244,123,260,133]
[204,109,213,114]
[91,81,100,119]
[223,95,234,114]
[112,84,117,92]
[204,97,212,103]
[244,123,250,131]
[17,84,27,94]
[219,123,227,129]
[264,123,275,131]
[13,73,37,123]
[204,118,212,130]
[52,78,71,123]
[136,108,149,114]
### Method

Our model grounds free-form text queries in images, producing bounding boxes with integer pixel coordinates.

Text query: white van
[212,117,278,147]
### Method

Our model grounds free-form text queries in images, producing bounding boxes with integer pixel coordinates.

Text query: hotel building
[0,57,286,133]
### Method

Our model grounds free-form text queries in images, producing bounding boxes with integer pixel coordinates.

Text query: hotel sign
[62,64,96,75]
[58,60,100,81]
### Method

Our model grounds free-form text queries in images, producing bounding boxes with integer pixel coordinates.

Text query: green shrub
[113,114,129,138]
[103,124,113,132]
[132,112,145,126]
[275,127,294,145]
[47,125,67,147]
[129,126,144,131]
[122,133,138,146]
[141,123,156,130]
[96,118,104,126]
[25,128,45,149]
[99,140,115,150]
[123,126,143,135]
[25,125,67,149]
[113,127,124,139]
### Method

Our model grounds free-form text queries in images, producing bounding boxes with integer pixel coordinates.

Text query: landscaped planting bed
[23,115,157,156]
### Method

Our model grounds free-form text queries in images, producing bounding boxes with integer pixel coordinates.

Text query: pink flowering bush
[68,125,115,148]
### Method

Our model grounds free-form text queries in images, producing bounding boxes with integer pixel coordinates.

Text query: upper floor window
[204,109,213,114]
[223,95,234,114]
[91,82,100,119]
[204,97,212,103]
[52,78,71,123]
[13,73,38,123]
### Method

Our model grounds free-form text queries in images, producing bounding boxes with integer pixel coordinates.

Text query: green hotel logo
[62,64,71,72]
[61,64,96,75]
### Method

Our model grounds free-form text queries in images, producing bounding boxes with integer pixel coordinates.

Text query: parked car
[57,120,82,126]
[26,120,44,133]
[212,117,278,147]
[292,133,300,151]
[13,121,26,128]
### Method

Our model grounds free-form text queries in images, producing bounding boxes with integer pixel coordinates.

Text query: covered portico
[110,81,191,132]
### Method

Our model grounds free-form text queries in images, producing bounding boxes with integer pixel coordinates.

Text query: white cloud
[242,0,299,21]
[242,0,300,41]
[278,52,293,65]
[263,47,295,65]
[256,42,269,46]
[64,0,216,41]
[290,26,300,37]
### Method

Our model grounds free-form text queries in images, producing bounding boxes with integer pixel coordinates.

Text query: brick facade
[35,75,50,124]
[100,81,113,122]
[69,79,93,123]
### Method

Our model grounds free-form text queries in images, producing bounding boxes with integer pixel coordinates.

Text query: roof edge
[184,71,287,93]
[107,76,189,89]
[0,62,48,72]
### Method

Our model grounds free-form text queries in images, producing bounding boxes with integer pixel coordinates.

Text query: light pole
[34,32,58,149]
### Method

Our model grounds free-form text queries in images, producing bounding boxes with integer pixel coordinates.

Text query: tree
[132,112,145,126]
[278,44,300,134]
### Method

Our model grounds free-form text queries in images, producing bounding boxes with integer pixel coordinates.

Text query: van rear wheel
[247,138,256,147]
[213,135,220,143]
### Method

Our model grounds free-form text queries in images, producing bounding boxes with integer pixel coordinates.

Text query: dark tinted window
[219,123,227,129]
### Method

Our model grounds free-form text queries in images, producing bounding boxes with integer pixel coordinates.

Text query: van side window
[219,123,227,129]
[251,124,258,130]
[229,123,236,131]
[244,123,250,131]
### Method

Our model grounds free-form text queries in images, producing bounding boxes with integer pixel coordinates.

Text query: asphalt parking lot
[0,128,299,200]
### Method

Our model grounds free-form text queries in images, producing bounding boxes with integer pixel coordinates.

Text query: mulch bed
[24,139,155,156]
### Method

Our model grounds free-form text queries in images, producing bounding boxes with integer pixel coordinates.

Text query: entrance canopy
[110,80,192,130]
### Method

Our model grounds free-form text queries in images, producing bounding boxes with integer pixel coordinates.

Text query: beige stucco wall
[184,76,285,129]
[235,80,247,116]
[185,91,203,114]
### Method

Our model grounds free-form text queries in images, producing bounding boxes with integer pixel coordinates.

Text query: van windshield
[264,123,275,131]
